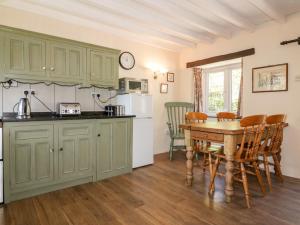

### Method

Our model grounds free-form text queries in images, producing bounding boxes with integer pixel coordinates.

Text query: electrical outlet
[2,80,18,88]
[91,92,101,98]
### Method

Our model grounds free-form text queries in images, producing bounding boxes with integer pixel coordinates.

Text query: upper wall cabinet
[87,49,119,88]
[0,26,120,87]
[47,41,86,83]
[4,32,47,81]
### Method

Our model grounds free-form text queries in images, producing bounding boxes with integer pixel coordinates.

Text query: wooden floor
[1,151,300,225]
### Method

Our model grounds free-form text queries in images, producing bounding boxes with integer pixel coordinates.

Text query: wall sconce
[146,62,168,80]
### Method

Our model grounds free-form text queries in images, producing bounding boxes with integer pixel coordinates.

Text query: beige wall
[179,12,300,178]
[0,6,179,154]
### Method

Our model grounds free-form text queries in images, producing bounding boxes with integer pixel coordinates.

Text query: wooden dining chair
[186,112,221,175]
[165,102,194,160]
[259,114,286,191]
[217,112,236,121]
[209,115,267,208]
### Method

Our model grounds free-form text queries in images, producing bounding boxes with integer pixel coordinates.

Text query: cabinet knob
[59,147,63,151]
[42,66,46,70]
[49,148,54,152]
[97,134,101,137]
[50,67,55,71]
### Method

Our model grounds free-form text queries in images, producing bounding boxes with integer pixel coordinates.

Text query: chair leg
[169,138,174,160]
[241,163,251,208]
[202,153,207,172]
[209,157,220,194]
[253,161,266,195]
[208,153,213,175]
[272,153,284,183]
[263,154,272,192]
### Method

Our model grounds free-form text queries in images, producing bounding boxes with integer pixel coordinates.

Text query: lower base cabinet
[96,119,132,180]
[3,118,133,203]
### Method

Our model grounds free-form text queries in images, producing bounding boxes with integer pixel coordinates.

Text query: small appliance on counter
[119,77,148,94]
[105,105,125,116]
[14,91,31,119]
[57,103,81,116]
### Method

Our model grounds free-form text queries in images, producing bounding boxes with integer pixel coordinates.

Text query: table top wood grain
[180,121,288,135]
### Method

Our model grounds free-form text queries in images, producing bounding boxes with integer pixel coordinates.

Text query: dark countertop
[1,112,135,122]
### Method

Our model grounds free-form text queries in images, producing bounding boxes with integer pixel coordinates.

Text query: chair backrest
[217,112,236,121]
[185,112,208,123]
[235,115,266,161]
[263,114,286,154]
[165,102,194,136]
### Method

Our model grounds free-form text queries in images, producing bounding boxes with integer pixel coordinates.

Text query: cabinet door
[0,32,4,80]
[113,119,130,170]
[96,119,132,180]
[58,123,93,181]
[96,120,113,179]
[4,33,47,79]
[88,49,119,87]
[9,125,54,190]
[47,41,86,82]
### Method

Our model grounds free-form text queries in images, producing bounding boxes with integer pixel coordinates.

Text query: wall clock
[119,52,135,70]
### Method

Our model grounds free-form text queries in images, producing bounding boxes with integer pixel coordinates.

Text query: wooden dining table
[179,120,287,203]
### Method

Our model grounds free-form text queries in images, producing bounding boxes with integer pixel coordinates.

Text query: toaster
[57,103,81,116]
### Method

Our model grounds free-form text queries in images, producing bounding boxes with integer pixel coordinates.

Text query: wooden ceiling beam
[247,0,285,23]
[82,0,214,43]
[186,48,255,68]
[24,0,197,47]
[138,0,232,39]
[187,0,255,31]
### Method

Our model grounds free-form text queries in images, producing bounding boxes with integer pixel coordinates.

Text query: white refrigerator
[117,93,154,168]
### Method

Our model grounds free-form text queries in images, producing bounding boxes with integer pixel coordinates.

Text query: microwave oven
[119,77,148,94]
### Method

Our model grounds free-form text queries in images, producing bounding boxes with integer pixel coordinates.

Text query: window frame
[203,63,241,116]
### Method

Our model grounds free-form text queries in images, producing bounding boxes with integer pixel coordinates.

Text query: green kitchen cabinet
[8,125,54,192]
[96,118,132,180]
[87,48,119,88]
[3,118,132,203]
[4,32,47,80]
[47,41,86,83]
[57,122,94,181]
[0,25,120,87]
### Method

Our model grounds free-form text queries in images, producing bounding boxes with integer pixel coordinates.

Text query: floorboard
[1,151,300,225]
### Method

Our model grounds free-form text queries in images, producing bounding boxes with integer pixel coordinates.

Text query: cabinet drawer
[191,131,224,143]
[61,125,90,136]
[13,126,52,140]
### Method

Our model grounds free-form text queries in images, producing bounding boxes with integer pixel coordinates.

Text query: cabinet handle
[50,67,55,71]
[59,147,63,151]
[97,134,101,137]
[42,66,46,70]
[49,148,54,152]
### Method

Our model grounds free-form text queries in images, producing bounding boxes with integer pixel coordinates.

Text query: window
[204,63,242,115]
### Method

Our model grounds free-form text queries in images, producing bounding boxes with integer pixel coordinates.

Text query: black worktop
[1,112,135,122]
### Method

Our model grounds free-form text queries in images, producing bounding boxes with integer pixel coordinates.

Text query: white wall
[179,12,300,178]
[0,6,179,154]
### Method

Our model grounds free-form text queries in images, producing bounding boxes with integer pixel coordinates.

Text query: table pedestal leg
[224,135,237,203]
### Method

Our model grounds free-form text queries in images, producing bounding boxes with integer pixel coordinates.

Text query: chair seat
[195,144,223,153]
[171,133,185,139]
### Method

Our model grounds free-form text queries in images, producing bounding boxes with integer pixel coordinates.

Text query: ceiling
[1,0,300,51]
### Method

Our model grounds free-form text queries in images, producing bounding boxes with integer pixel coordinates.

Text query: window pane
[207,71,224,112]
[231,68,242,112]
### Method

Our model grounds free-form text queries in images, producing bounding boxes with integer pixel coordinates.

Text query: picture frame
[252,63,288,93]
[167,72,174,82]
[160,83,168,93]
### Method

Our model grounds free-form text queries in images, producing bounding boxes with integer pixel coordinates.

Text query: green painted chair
[165,102,194,160]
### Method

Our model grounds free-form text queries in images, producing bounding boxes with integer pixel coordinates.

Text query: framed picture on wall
[252,63,288,93]
[160,83,168,93]
[167,72,175,82]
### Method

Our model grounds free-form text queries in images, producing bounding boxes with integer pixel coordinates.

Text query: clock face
[119,52,135,70]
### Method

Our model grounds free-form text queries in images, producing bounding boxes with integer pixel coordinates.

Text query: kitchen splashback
[0,83,116,116]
